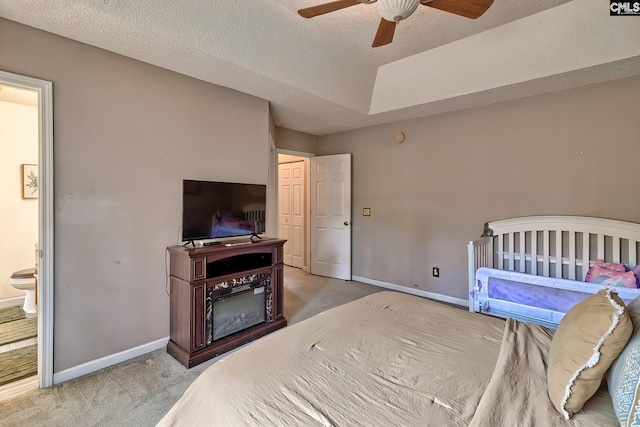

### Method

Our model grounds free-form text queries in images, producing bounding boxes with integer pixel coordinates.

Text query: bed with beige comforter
[157,291,617,426]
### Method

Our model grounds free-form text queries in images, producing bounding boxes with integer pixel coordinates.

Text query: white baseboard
[352,275,468,307]
[0,376,37,402]
[0,296,25,309]
[52,336,169,385]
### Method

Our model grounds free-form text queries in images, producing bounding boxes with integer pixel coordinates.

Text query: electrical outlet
[432,266,440,277]
[363,208,371,216]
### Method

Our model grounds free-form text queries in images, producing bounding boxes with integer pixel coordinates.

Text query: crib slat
[508,233,515,271]
[475,247,479,270]
[531,231,538,275]
[483,242,487,266]
[569,232,576,280]
[488,238,494,268]
[631,240,637,268]
[483,244,487,267]
[613,237,621,263]
[482,245,489,267]
[597,234,605,260]
[519,232,526,273]
[543,230,550,277]
[498,235,504,270]
[556,230,562,278]
[582,233,590,280]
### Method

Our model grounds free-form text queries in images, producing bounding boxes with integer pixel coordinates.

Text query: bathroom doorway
[0,70,54,398]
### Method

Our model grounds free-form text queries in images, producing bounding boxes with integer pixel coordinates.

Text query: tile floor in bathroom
[0,306,37,387]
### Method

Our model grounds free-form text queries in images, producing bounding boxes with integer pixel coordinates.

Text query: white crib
[467,216,640,327]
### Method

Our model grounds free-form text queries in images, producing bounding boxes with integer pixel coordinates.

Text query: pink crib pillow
[594,259,627,272]
[586,265,638,288]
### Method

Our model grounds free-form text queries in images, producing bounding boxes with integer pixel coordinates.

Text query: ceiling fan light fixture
[377,0,420,23]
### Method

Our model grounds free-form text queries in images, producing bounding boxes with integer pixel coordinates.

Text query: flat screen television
[182,180,267,241]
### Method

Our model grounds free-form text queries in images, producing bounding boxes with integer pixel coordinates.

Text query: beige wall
[0,100,38,300]
[274,126,318,154]
[0,18,270,372]
[319,76,640,300]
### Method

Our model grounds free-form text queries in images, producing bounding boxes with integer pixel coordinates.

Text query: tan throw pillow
[548,289,632,419]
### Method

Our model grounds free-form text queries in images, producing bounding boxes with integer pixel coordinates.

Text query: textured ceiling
[1,0,637,135]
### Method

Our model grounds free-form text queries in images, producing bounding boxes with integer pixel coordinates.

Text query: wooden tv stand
[166,238,287,368]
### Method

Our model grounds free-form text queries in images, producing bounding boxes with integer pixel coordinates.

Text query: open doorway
[271,149,353,280]
[277,151,312,272]
[0,70,54,398]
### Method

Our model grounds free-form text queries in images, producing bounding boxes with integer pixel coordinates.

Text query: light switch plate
[363,208,371,216]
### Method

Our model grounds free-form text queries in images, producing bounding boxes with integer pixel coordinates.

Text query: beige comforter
[158,291,617,426]
[470,318,617,427]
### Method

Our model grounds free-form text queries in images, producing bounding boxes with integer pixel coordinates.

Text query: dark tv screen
[182,180,267,241]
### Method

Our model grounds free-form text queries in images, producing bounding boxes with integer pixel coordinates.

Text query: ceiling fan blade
[372,18,397,48]
[422,0,494,19]
[298,0,361,18]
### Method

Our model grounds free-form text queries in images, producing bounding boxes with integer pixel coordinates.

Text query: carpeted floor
[0,267,381,427]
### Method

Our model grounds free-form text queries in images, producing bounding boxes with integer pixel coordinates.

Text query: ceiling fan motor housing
[377,0,420,22]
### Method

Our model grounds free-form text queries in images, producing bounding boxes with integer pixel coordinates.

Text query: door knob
[344,221,349,226]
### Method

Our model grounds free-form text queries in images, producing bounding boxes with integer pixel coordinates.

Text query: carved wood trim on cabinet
[274,264,284,319]
[192,258,205,280]
[191,284,206,352]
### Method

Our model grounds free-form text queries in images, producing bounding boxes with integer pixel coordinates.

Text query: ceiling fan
[298,0,494,47]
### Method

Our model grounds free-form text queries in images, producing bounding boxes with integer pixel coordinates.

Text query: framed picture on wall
[22,164,38,199]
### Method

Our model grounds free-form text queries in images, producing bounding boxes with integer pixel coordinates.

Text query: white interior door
[278,163,292,266]
[290,161,305,268]
[278,161,305,268]
[310,154,351,280]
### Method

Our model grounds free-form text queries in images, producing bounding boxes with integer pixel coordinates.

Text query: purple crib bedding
[474,268,640,327]
[487,277,593,313]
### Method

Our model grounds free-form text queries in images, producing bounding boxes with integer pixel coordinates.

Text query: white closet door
[278,163,292,266]
[290,161,305,268]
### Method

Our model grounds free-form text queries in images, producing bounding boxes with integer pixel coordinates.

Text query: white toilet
[9,268,37,315]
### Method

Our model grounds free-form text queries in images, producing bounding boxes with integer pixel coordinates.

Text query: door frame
[0,70,54,389]
[270,148,314,273]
